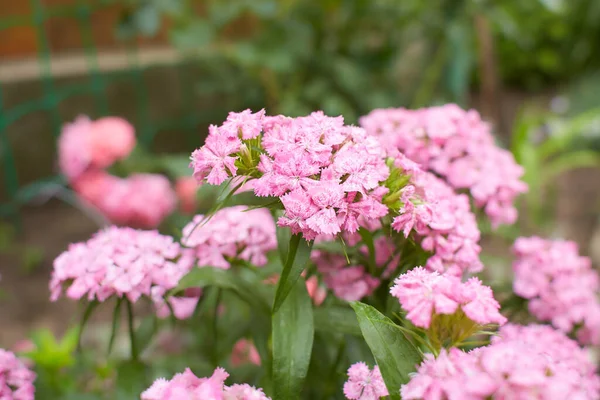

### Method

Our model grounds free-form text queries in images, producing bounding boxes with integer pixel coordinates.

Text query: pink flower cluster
[181,206,277,269]
[390,267,506,329]
[360,104,527,227]
[58,116,136,181]
[59,116,177,229]
[74,172,177,229]
[0,349,36,400]
[401,324,600,400]
[50,227,198,319]
[343,362,388,400]
[512,236,600,345]
[190,109,390,240]
[141,367,270,400]
[390,155,482,276]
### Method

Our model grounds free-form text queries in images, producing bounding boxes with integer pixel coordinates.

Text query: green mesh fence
[0,0,246,225]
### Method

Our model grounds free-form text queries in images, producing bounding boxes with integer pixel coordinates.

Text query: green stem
[126,300,138,361]
[211,288,222,365]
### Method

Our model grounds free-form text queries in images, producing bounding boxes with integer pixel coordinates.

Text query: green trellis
[0,0,247,224]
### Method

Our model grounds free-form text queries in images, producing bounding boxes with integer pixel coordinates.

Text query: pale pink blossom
[221,109,265,139]
[305,275,327,306]
[343,362,388,400]
[402,324,600,400]
[190,125,241,185]
[361,104,527,227]
[390,267,505,329]
[0,349,36,400]
[58,115,136,181]
[512,236,600,345]
[141,367,271,400]
[50,227,197,319]
[182,206,277,269]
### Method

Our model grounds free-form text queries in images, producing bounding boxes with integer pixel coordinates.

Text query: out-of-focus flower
[0,349,36,400]
[74,172,177,229]
[230,339,261,367]
[175,177,199,214]
[343,362,388,400]
[401,324,600,400]
[181,206,277,269]
[141,367,270,400]
[58,115,135,180]
[305,275,327,306]
[50,227,198,319]
[512,236,600,345]
[360,104,527,227]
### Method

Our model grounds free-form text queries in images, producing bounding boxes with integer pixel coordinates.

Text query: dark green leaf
[107,298,123,356]
[351,302,422,400]
[313,306,362,336]
[228,192,280,209]
[358,228,376,273]
[276,224,291,265]
[115,360,150,397]
[272,235,313,313]
[272,280,314,400]
[135,315,158,355]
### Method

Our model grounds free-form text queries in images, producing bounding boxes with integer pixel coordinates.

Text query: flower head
[360,104,527,227]
[0,349,36,400]
[50,227,196,318]
[512,236,600,345]
[182,206,277,269]
[141,367,271,400]
[343,362,389,400]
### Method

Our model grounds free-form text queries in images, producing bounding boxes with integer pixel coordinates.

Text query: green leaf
[272,280,314,400]
[351,302,422,399]
[176,267,270,313]
[228,192,280,209]
[358,228,376,274]
[272,235,313,313]
[135,315,158,355]
[276,224,291,265]
[313,306,362,336]
[115,360,150,398]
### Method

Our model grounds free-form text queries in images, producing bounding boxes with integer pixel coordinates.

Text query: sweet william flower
[141,367,271,400]
[190,125,241,185]
[343,362,389,400]
[176,176,199,214]
[390,267,505,346]
[0,349,36,400]
[230,339,261,367]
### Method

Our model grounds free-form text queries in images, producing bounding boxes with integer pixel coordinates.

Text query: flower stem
[126,300,138,361]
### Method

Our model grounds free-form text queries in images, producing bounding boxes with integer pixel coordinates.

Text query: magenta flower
[343,362,389,400]
[390,267,506,329]
[50,227,197,319]
[360,104,527,227]
[141,367,270,400]
[512,236,600,345]
[0,349,36,400]
[181,206,277,269]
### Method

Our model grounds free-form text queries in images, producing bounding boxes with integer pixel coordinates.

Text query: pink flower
[343,362,389,400]
[88,116,136,169]
[0,349,36,400]
[141,367,271,400]
[390,267,505,329]
[512,236,600,345]
[230,339,261,367]
[182,206,277,269]
[50,227,197,319]
[305,275,327,306]
[360,104,527,227]
[58,116,136,181]
[190,111,390,240]
[402,324,600,400]
[176,177,199,214]
[190,125,241,185]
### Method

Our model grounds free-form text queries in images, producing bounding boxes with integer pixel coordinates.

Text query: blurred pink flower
[175,177,198,214]
[343,362,388,400]
[0,349,36,400]
[230,339,261,367]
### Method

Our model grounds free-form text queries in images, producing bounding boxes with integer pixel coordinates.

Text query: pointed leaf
[107,298,123,356]
[273,235,313,313]
[77,300,99,351]
[313,306,362,336]
[272,280,314,400]
[350,302,422,400]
